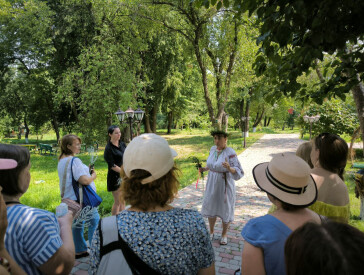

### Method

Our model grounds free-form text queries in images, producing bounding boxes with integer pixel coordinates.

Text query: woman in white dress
[201,130,244,245]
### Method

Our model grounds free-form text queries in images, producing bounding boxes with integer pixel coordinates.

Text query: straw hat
[123,134,177,184]
[253,153,317,206]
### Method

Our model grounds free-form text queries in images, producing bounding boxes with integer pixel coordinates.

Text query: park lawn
[4,128,364,232]
[345,151,364,232]
[10,129,263,217]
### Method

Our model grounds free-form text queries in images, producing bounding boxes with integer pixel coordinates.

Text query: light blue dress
[201,146,244,223]
[241,215,292,275]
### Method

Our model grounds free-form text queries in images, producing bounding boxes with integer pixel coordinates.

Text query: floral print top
[89,208,214,275]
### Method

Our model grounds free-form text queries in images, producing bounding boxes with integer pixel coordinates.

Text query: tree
[244,0,363,144]
[145,1,245,130]
[299,98,359,138]
[199,0,364,145]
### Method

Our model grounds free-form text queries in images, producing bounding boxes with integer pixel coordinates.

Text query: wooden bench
[39,143,57,155]
[18,144,38,153]
[353,163,364,169]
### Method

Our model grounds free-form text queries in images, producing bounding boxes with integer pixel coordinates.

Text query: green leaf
[223,0,230,8]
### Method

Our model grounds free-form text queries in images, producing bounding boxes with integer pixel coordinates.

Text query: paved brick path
[71,134,303,275]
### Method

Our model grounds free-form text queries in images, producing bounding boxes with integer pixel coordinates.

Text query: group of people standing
[0,129,364,275]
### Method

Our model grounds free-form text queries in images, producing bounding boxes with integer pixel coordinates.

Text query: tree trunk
[51,118,60,143]
[267,117,272,127]
[239,98,245,132]
[245,99,250,135]
[222,112,228,133]
[314,59,325,83]
[151,104,158,133]
[253,108,265,128]
[193,39,215,127]
[144,105,152,133]
[167,111,173,134]
[351,82,364,156]
[24,116,29,144]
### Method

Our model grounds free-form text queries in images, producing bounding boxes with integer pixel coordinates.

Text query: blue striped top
[5,204,63,275]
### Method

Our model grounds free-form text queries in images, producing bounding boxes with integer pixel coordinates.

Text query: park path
[70,134,303,275]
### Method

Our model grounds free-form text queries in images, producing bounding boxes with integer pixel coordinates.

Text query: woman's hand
[199,167,209,172]
[90,169,97,180]
[222,160,236,174]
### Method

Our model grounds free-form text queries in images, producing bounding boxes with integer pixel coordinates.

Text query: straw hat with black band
[253,153,317,207]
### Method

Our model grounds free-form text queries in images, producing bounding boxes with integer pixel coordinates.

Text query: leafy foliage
[299,99,359,136]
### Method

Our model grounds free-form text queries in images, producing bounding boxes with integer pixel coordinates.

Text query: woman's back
[242,209,320,275]
[89,208,214,275]
[311,168,349,206]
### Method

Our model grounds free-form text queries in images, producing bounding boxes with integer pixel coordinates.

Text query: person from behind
[310,133,350,222]
[240,153,321,275]
[296,141,313,168]
[0,160,26,275]
[285,221,364,275]
[89,133,215,274]
[0,145,75,275]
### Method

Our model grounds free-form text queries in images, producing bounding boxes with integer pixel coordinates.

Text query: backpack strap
[60,157,72,198]
[70,157,83,207]
[98,216,161,275]
[99,216,120,259]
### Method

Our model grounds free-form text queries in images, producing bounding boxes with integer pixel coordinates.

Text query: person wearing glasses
[309,133,350,222]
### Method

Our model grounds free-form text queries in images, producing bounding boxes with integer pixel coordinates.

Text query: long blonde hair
[59,134,81,160]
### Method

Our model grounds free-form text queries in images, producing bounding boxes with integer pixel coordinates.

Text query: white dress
[201,146,244,223]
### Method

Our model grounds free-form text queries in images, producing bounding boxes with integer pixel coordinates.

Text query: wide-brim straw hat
[253,153,317,207]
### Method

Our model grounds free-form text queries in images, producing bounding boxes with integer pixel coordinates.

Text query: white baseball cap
[0,158,17,170]
[123,134,178,184]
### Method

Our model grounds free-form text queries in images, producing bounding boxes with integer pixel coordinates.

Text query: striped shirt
[5,204,63,275]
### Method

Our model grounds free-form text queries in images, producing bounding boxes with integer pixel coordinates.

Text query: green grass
[345,150,364,232]
[4,128,364,232]
[3,129,263,217]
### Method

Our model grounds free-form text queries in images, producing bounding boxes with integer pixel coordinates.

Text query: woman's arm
[78,171,97,186]
[222,158,236,174]
[241,241,266,275]
[111,165,121,174]
[0,249,26,275]
[72,158,97,186]
[103,144,120,173]
[38,212,75,275]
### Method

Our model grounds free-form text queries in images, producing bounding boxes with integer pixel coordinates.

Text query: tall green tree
[147,1,244,130]
[200,0,364,143]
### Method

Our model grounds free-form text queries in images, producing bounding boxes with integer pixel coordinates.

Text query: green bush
[299,99,359,137]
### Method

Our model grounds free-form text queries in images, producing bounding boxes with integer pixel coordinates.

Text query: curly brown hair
[120,165,180,211]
